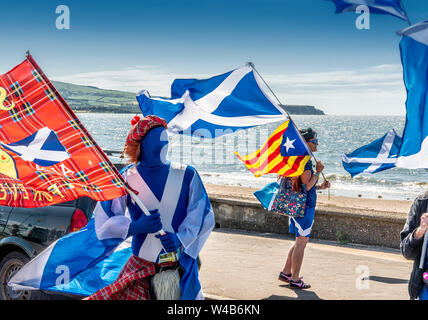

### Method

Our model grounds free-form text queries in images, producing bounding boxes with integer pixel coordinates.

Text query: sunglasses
[308,139,319,144]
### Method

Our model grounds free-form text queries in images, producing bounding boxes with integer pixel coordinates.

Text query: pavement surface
[199,228,414,300]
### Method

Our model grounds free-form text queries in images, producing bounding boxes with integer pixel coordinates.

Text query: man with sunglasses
[279,128,330,289]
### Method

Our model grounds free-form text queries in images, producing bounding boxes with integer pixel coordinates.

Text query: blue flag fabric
[326,0,409,22]
[396,21,428,169]
[342,129,402,177]
[8,218,125,296]
[137,65,287,138]
[254,182,280,210]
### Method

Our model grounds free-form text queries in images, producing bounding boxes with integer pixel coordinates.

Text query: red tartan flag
[0,54,127,207]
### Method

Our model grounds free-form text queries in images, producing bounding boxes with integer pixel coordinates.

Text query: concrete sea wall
[209,196,408,249]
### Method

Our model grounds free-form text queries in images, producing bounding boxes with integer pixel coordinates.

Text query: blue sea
[78,113,428,201]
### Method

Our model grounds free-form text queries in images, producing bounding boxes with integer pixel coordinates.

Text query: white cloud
[52,64,407,115]
[52,66,210,97]
[261,64,406,115]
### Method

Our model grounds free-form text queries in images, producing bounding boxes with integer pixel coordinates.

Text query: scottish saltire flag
[0,54,127,207]
[8,218,131,296]
[235,120,311,177]
[396,21,428,169]
[1,127,70,167]
[137,65,288,137]
[326,0,410,22]
[342,129,402,177]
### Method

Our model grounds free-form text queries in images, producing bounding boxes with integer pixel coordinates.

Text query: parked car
[0,196,97,300]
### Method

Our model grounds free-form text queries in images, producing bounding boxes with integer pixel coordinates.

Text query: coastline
[204,183,413,215]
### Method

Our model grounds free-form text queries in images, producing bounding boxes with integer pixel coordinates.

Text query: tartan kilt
[86,255,178,300]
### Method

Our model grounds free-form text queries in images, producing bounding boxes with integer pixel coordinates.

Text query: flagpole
[247,62,331,200]
[125,186,166,236]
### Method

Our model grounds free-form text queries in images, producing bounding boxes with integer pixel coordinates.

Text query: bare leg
[291,236,309,281]
[282,244,295,274]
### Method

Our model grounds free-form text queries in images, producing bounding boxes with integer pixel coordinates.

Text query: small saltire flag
[0,54,127,207]
[396,21,428,169]
[342,129,402,177]
[1,127,70,167]
[235,120,311,177]
[137,65,288,138]
[325,0,410,22]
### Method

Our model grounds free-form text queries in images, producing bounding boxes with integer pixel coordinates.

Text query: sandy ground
[205,183,414,214]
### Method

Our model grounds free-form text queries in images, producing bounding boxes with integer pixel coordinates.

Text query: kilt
[86,255,178,300]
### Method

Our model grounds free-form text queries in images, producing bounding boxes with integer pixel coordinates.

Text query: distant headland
[53,81,325,115]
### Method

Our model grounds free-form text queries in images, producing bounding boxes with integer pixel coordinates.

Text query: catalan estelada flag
[235,120,311,177]
[0,54,127,207]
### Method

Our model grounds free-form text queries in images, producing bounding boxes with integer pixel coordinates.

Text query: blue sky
[1,0,427,115]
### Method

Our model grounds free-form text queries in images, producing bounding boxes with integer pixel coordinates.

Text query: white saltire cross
[1,127,70,164]
[342,129,397,175]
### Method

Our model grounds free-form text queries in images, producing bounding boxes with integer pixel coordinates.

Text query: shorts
[288,206,316,238]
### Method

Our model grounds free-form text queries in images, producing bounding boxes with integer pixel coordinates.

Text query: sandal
[289,279,311,289]
[278,272,292,283]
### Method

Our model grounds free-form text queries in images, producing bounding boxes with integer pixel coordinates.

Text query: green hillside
[52,81,140,113]
[52,81,325,115]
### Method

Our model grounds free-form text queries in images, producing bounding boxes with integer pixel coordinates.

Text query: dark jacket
[400,193,428,300]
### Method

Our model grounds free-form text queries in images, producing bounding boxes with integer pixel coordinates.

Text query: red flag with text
[0,54,127,207]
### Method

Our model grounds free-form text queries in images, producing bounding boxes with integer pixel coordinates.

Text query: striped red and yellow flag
[235,120,311,177]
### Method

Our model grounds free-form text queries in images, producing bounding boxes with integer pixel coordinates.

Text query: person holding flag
[279,128,330,289]
[86,115,215,300]
[236,122,330,289]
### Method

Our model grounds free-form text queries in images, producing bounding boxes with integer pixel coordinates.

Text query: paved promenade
[199,229,414,300]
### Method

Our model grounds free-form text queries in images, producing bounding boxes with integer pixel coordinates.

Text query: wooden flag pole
[248,62,331,200]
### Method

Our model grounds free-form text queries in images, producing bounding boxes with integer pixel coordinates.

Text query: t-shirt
[304,160,317,208]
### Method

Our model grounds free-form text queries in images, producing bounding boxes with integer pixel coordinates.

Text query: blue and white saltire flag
[1,127,70,167]
[342,129,402,177]
[137,65,288,138]
[9,163,214,300]
[8,216,129,296]
[396,21,428,169]
[325,0,410,22]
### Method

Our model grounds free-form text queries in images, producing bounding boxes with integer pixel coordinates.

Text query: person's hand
[319,180,331,190]
[421,214,428,230]
[415,213,428,239]
[315,161,324,174]
[127,209,163,237]
[156,232,181,252]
